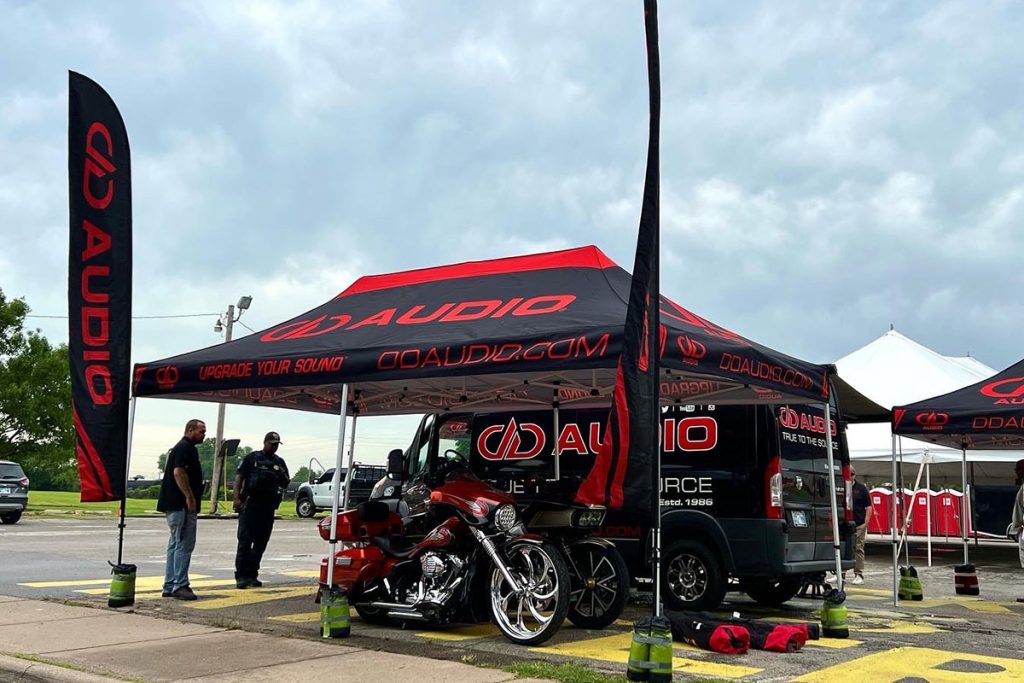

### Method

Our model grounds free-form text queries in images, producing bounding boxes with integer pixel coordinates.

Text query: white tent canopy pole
[896,460,926,559]
[341,414,359,512]
[325,385,350,589]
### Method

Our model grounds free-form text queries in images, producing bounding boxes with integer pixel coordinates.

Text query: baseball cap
[264,431,282,444]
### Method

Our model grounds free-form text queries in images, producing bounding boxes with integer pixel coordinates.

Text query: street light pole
[208,295,252,514]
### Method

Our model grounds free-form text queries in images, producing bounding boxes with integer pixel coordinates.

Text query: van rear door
[776,405,846,561]
[776,406,817,562]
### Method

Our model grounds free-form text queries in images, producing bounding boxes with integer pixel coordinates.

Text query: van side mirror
[387,449,405,480]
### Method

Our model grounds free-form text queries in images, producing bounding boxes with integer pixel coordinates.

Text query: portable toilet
[869,487,892,533]
[934,489,962,537]
[896,488,914,534]
[910,489,932,535]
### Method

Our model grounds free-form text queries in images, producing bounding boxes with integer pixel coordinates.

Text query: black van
[432,402,855,610]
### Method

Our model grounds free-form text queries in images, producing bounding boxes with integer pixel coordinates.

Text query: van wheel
[566,542,630,629]
[296,496,316,518]
[741,576,803,606]
[661,541,726,611]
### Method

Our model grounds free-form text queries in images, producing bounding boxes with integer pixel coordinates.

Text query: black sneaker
[248,578,263,588]
[161,591,173,598]
[172,586,198,601]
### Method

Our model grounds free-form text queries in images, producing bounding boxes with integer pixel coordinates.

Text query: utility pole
[208,295,252,514]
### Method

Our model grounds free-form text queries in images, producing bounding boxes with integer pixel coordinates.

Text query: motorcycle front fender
[507,532,546,545]
[566,535,618,551]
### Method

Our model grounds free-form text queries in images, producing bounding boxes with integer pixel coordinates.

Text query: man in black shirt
[233,431,290,588]
[157,419,207,600]
[848,467,872,584]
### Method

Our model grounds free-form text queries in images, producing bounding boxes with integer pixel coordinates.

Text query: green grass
[27,490,160,516]
[500,661,630,683]
[26,490,305,518]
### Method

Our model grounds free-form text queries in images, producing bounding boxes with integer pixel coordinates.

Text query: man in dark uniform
[157,419,207,600]
[233,431,290,588]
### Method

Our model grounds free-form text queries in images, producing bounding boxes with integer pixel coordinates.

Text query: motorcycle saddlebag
[320,545,386,588]
[317,507,402,542]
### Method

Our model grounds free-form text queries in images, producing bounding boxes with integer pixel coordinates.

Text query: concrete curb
[0,654,118,682]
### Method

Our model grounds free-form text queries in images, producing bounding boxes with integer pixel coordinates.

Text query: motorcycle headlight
[572,507,606,528]
[494,503,518,532]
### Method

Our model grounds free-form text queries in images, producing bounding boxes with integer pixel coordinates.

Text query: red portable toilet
[894,488,914,534]
[869,487,892,534]
[934,489,962,537]
[910,489,931,535]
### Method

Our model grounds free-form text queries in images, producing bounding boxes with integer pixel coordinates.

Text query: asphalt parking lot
[3,516,1024,681]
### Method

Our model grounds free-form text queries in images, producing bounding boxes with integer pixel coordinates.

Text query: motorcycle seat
[373,535,417,559]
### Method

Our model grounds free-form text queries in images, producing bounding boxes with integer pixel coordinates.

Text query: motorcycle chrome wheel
[489,541,569,645]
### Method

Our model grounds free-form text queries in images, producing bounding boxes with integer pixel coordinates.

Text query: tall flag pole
[68,72,134,560]
[576,0,662,613]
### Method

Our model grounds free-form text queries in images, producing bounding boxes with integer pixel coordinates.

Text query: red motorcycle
[319,450,570,645]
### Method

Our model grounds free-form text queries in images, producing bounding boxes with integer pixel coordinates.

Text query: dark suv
[0,460,29,524]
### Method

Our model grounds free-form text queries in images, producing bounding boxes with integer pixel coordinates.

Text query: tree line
[1,289,314,492]
[0,289,76,490]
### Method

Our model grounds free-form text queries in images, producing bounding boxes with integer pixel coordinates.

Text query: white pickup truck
[294,460,387,517]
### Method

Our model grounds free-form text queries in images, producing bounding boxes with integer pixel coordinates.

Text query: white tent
[835,329,1000,473]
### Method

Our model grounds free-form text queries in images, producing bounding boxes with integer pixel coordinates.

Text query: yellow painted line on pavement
[269,612,322,623]
[417,624,500,641]
[844,586,893,597]
[805,637,862,649]
[185,585,317,610]
[898,597,1014,614]
[19,574,213,589]
[533,632,762,680]
[74,578,236,595]
[856,621,941,635]
[795,646,1024,682]
[281,569,321,578]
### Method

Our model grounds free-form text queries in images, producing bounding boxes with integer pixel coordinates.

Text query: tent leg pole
[926,461,932,567]
[341,415,359,512]
[970,462,978,549]
[961,444,968,566]
[552,390,560,482]
[116,397,137,567]
[823,404,843,589]
[891,434,899,607]
[326,386,350,590]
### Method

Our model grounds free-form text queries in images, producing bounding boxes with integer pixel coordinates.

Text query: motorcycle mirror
[386,449,405,480]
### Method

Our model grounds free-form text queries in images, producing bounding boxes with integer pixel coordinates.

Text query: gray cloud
[2,0,1021,472]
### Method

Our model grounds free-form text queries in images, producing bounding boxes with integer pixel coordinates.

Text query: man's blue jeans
[163,509,198,593]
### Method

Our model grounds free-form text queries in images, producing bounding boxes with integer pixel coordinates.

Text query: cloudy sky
[2,1,1022,477]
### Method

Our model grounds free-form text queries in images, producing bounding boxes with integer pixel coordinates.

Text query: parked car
[0,460,29,524]
[294,460,387,517]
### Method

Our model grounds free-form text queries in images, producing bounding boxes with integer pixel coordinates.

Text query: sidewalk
[0,595,547,683]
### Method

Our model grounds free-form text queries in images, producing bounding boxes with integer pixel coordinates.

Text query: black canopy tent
[134,246,831,411]
[133,245,849,588]
[891,358,1024,600]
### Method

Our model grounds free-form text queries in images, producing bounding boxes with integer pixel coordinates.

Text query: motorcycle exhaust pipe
[368,600,430,620]
[386,609,427,620]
